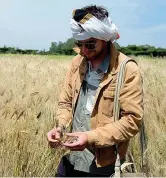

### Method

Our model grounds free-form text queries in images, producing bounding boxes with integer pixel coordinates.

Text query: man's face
[75,38,107,60]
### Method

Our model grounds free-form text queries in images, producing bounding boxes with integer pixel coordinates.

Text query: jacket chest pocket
[100,87,115,118]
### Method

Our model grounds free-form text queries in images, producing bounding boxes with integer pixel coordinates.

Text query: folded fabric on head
[70,9,120,42]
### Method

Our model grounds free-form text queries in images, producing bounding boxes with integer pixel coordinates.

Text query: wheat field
[0,54,165,177]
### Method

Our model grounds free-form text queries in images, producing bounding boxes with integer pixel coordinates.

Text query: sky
[0,0,166,50]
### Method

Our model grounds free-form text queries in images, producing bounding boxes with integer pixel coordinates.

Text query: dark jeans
[55,156,113,177]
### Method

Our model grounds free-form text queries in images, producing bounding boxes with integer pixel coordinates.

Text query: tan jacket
[56,43,143,167]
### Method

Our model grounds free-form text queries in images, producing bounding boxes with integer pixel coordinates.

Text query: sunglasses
[74,41,98,50]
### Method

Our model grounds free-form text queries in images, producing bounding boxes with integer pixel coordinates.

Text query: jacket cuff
[86,130,98,147]
[56,119,66,128]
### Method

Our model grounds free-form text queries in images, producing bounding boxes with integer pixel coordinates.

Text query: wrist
[56,124,65,131]
[86,130,98,148]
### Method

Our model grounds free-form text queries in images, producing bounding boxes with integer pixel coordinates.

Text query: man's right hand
[47,127,62,148]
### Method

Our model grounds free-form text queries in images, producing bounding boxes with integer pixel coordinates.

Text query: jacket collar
[109,42,119,75]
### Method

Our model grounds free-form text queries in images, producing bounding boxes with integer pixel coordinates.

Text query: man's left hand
[62,132,88,151]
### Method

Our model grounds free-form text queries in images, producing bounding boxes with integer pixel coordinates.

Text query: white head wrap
[70,12,119,42]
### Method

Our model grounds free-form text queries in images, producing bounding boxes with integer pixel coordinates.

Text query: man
[47,5,143,177]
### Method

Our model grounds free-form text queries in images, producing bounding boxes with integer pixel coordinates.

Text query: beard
[83,48,105,61]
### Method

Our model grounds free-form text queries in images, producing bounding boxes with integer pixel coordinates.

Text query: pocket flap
[103,90,115,98]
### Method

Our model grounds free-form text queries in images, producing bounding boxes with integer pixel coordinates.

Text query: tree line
[0,38,166,57]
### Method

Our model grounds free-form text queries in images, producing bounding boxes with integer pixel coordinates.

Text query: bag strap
[113,58,147,177]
